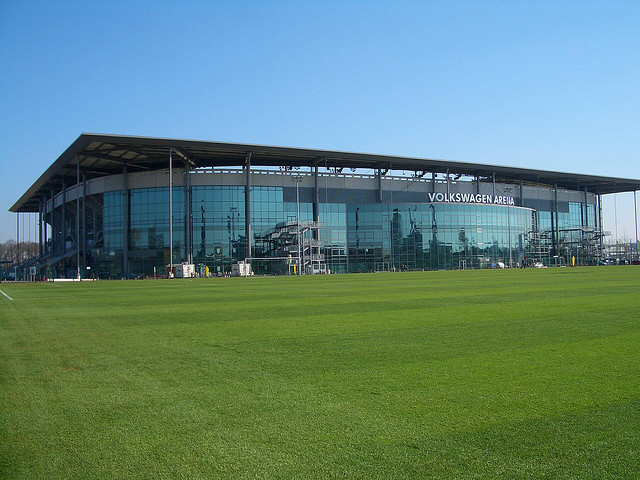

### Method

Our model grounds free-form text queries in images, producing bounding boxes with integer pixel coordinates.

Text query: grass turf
[1,267,639,479]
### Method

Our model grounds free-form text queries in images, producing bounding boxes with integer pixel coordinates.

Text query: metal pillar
[244,152,252,258]
[476,175,480,195]
[581,188,588,266]
[492,173,496,197]
[185,163,192,264]
[123,165,128,276]
[446,169,450,197]
[598,193,603,258]
[61,180,66,256]
[554,184,559,256]
[169,149,173,270]
[38,198,43,257]
[292,175,302,275]
[313,166,319,220]
[614,193,618,245]
[50,187,55,258]
[584,188,589,229]
[16,212,19,267]
[42,196,46,257]
[313,165,319,240]
[297,179,301,275]
[377,168,383,203]
[635,190,638,255]
[520,180,524,207]
[93,208,97,260]
[76,156,80,279]
[82,174,87,274]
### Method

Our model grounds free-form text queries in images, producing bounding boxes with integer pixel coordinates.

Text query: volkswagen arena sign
[427,192,516,206]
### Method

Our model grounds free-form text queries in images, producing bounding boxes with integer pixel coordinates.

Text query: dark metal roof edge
[10,134,93,212]
[75,133,640,186]
[10,133,640,212]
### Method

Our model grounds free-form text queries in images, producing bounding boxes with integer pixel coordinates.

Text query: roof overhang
[10,133,640,212]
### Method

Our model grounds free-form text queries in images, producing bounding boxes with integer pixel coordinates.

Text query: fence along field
[1,267,639,478]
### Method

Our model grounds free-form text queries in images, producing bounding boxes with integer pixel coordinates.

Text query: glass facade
[74,175,600,278]
[91,188,186,278]
[192,186,246,274]
[96,190,124,278]
[128,187,185,275]
[346,203,532,271]
[191,186,317,275]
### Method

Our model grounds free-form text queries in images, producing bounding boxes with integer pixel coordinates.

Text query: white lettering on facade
[427,192,515,205]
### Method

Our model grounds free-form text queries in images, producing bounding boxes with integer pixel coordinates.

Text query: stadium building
[10,134,640,278]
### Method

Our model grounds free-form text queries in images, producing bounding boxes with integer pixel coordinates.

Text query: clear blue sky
[1,0,638,243]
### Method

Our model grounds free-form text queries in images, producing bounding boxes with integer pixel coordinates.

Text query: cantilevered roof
[11,133,640,212]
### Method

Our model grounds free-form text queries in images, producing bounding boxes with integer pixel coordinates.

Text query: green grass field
[1,267,639,479]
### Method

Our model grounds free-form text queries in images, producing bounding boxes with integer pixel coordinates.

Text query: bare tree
[0,241,39,268]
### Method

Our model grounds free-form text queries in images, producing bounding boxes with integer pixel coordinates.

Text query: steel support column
[492,173,496,197]
[245,152,252,258]
[634,190,638,254]
[584,188,589,229]
[76,156,81,279]
[42,196,47,257]
[38,198,43,257]
[16,212,19,268]
[313,165,319,240]
[377,169,383,203]
[446,169,450,197]
[185,163,192,264]
[597,193,603,257]
[582,188,588,266]
[82,173,87,274]
[554,184,559,256]
[520,180,524,207]
[61,180,66,257]
[169,149,173,270]
[50,187,55,258]
[313,165,319,222]
[123,165,128,276]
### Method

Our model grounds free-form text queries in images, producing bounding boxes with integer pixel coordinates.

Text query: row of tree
[0,241,39,268]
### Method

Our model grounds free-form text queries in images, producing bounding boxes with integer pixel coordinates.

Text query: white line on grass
[0,288,14,301]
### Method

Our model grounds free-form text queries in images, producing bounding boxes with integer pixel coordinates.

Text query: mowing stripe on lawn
[0,288,13,300]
